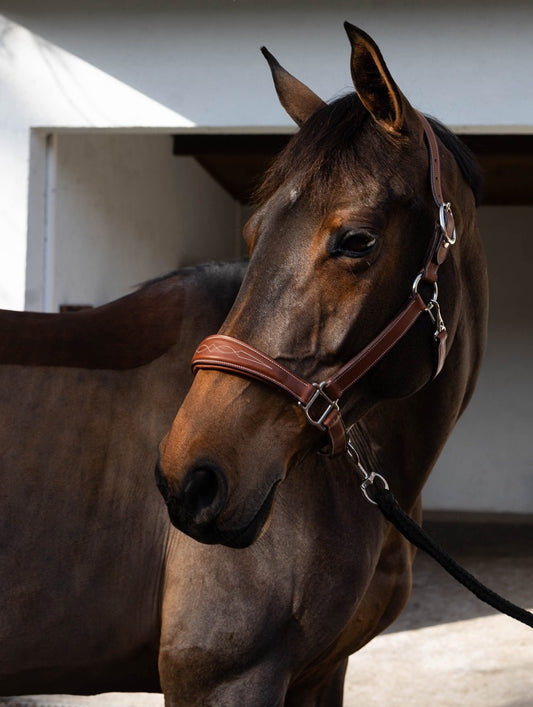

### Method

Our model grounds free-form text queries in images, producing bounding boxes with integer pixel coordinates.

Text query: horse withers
[156,23,488,705]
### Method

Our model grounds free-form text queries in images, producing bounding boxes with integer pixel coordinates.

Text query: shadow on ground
[389,518,533,631]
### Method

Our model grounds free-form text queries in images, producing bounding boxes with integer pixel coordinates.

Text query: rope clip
[346,432,389,505]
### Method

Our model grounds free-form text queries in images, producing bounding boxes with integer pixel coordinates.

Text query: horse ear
[261,46,326,126]
[344,22,406,133]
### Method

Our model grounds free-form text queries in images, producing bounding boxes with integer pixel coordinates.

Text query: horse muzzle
[155,457,281,548]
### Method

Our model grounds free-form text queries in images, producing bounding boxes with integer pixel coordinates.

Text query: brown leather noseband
[192,112,456,456]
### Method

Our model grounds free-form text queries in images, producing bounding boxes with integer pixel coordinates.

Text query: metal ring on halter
[439,202,456,246]
[412,271,439,304]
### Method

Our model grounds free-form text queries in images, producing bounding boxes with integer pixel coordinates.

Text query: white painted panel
[49,133,239,310]
[2,1,533,128]
[424,206,533,513]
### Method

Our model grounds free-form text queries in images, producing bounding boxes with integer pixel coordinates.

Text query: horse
[0,23,488,706]
[0,261,246,694]
[155,23,488,706]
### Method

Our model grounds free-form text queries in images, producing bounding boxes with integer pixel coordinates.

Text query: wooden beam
[173,133,533,206]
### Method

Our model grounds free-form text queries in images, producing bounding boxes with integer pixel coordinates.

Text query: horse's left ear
[261,46,326,126]
[344,22,408,134]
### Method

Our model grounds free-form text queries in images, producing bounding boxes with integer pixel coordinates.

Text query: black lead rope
[373,486,533,629]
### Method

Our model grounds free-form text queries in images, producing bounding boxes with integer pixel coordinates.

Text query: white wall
[3,0,533,128]
[27,132,240,311]
[0,13,194,309]
[424,206,533,514]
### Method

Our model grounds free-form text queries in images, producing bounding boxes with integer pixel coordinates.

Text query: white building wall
[3,0,533,129]
[424,207,533,513]
[30,132,239,312]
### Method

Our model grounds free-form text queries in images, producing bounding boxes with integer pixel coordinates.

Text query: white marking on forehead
[289,188,301,206]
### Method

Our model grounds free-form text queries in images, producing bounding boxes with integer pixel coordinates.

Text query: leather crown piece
[192,111,456,456]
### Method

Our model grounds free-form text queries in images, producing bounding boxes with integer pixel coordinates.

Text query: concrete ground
[344,518,533,706]
[2,519,532,707]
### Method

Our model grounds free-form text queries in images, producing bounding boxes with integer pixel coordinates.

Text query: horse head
[156,23,486,548]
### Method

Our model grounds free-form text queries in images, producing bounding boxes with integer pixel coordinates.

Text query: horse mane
[255,92,482,207]
[139,259,248,290]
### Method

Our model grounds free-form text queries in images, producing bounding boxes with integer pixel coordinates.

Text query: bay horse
[156,23,488,706]
[0,23,487,707]
[0,261,246,694]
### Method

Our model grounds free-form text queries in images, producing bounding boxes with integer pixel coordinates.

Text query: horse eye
[331,230,377,258]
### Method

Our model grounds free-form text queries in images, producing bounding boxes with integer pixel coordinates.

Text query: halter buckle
[439,202,456,246]
[298,382,339,430]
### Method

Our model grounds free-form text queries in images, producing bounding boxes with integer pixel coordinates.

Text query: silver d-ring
[412,272,423,296]
[412,271,438,302]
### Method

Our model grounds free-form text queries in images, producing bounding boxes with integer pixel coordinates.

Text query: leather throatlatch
[192,112,456,456]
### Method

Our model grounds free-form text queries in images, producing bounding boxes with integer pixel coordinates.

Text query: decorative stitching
[195,340,274,370]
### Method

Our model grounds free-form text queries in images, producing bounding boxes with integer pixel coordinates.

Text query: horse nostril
[182,466,227,524]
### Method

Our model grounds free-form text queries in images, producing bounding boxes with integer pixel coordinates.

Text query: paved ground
[344,518,533,706]
[2,519,532,706]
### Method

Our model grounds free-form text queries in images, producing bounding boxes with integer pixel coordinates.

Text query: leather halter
[192,112,456,456]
